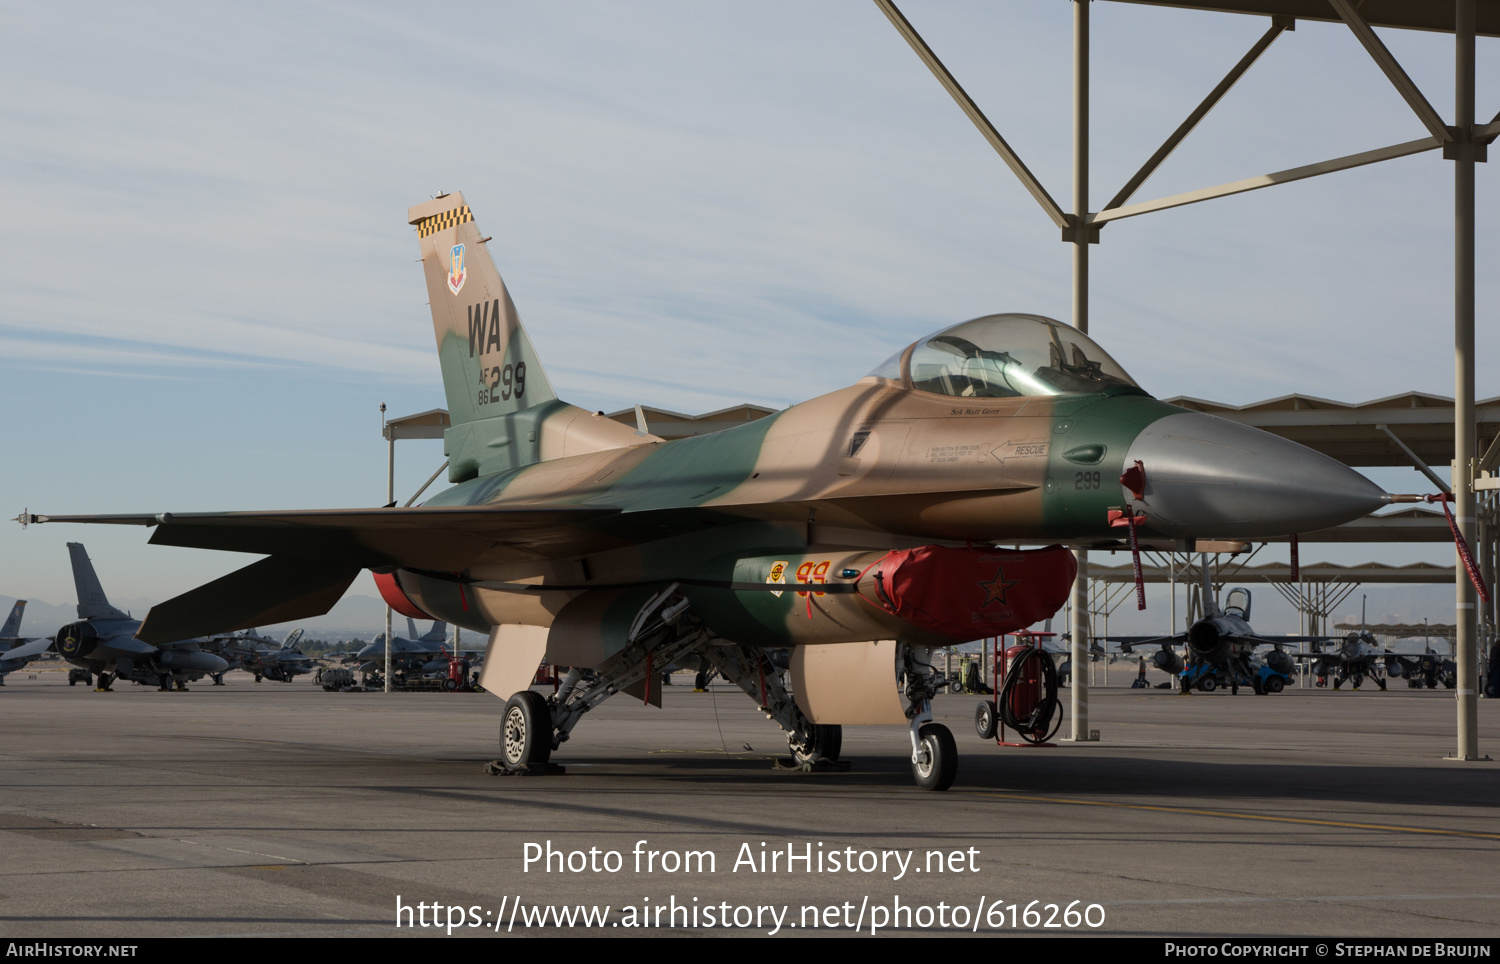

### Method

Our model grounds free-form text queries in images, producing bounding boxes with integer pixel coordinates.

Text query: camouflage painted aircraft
[52,543,228,691]
[23,193,1395,789]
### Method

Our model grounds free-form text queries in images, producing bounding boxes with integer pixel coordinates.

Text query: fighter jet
[1386,649,1457,690]
[1308,638,1386,689]
[0,600,54,684]
[51,543,228,691]
[1105,559,1334,695]
[206,628,317,683]
[353,619,467,677]
[24,194,1396,789]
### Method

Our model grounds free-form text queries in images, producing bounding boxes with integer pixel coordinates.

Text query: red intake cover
[372,571,432,620]
[869,545,1077,642]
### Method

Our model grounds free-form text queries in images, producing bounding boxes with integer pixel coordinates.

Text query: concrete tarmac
[0,667,1496,939]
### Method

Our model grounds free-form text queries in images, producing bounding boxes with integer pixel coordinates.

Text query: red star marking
[977,569,1021,609]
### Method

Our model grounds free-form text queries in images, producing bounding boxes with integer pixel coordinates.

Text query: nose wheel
[911,723,957,791]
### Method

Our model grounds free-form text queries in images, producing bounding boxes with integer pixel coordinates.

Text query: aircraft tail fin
[405,617,418,641]
[422,621,448,643]
[67,543,129,620]
[408,193,648,482]
[0,600,25,638]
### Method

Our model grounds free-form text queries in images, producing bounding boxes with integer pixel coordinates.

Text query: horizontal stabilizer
[138,555,361,643]
[32,506,621,570]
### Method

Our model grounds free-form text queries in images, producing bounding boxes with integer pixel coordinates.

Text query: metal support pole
[1452,0,1480,759]
[1068,0,1095,741]
[382,402,393,697]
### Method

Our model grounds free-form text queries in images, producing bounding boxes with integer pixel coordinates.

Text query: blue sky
[1,1,1495,630]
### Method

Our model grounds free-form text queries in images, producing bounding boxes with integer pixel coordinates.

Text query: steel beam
[1103,19,1289,212]
[1479,110,1500,141]
[1377,425,1452,493]
[1091,561,1457,584]
[872,0,1070,229]
[1091,136,1443,224]
[382,403,393,696]
[1328,0,1453,143]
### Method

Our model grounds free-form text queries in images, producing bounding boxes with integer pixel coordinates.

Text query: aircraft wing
[1098,634,1185,652]
[0,637,54,663]
[27,506,624,570]
[27,505,627,644]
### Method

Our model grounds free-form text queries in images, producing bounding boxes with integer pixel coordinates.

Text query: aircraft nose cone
[1124,412,1386,538]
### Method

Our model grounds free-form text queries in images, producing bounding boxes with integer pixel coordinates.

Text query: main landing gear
[501,691,552,769]
[484,588,957,790]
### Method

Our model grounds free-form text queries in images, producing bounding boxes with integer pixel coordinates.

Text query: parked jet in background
[25,195,1400,788]
[1,600,27,642]
[1108,558,1328,695]
[0,600,53,684]
[1386,649,1457,689]
[353,620,473,678]
[1304,631,1390,690]
[53,543,228,691]
[206,628,318,683]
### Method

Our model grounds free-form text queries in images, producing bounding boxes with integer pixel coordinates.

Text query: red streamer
[1426,493,1491,604]
[1125,505,1146,611]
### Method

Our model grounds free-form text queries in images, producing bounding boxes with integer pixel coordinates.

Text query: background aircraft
[1303,631,1389,690]
[0,600,54,685]
[205,628,318,684]
[1387,650,1457,689]
[353,620,471,677]
[1107,557,1329,695]
[53,543,228,691]
[28,196,1399,789]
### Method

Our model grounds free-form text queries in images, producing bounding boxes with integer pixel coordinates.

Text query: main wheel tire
[441,678,459,692]
[975,700,997,740]
[501,691,552,767]
[1198,676,1217,692]
[1265,676,1285,694]
[911,723,957,792]
[791,724,842,764]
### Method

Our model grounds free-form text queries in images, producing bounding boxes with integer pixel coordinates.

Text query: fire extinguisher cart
[974,631,1063,747]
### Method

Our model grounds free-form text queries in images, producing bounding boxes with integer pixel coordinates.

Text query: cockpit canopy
[869,313,1144,398]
